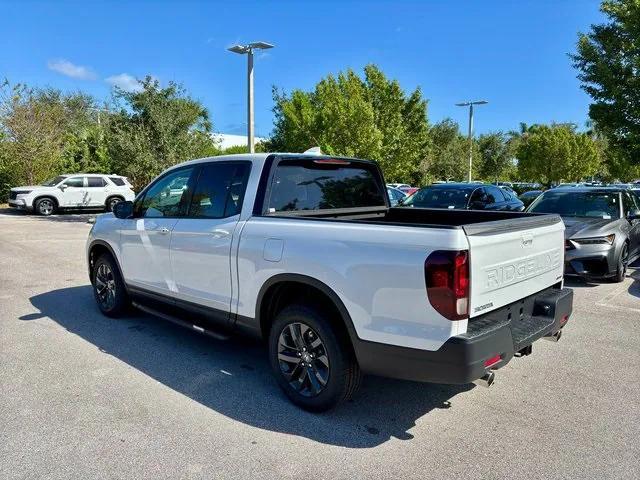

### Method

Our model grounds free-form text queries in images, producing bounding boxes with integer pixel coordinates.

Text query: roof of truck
[167,153,376,173]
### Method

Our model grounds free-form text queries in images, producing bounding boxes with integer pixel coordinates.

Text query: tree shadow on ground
[24,285,471,448]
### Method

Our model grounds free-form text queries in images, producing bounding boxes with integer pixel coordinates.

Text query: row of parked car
[387,181,640,283]
[8,172,639,286]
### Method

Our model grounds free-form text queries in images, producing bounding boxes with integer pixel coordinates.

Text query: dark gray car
[527,187,640,282]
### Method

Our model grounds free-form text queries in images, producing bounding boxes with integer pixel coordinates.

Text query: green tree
[572,0,640,165]
[422,119,473,181]
[515,124,601,185]
[269,65,430,184]
[0,81,101,200]
[107,76,217,189]
[477,132,514,182]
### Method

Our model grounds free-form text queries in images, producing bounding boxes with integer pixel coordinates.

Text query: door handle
[211,229,230,238]
[158,227,171,235]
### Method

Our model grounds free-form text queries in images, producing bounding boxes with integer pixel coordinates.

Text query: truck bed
[268,206,562,234]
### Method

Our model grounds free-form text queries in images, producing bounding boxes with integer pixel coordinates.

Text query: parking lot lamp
[455,100,488,182]
[227,41,275,153]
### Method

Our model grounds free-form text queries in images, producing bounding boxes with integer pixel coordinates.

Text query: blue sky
[2,0,603,137]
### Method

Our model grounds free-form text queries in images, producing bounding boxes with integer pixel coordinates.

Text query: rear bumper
[354,286,573,384]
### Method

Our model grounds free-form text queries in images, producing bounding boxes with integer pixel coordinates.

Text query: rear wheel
[268,304,361,412]
[613,243,629,283]
[92,253,129,317]
[34,197,56,216]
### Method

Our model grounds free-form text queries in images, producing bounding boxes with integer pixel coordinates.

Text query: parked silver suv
[8,174,136,216]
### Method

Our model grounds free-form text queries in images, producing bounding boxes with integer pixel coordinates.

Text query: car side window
[188,162,251,218]
[109,177,125,186]
[486,186,502,203]
[63,177,84,188]
[86,177,106,187]
[469,188,486,205]
[137,167,195,218]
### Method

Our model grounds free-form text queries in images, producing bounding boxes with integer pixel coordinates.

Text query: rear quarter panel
[236,217,469,351]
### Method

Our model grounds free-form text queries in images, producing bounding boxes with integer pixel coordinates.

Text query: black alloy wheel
[277,322,330,397]
[268,304,362,412]
[94,262,117,311]
[614,243,629,283]
[92,254,129,317]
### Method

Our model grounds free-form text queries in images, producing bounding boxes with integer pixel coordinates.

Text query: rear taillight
[425,250,470,320]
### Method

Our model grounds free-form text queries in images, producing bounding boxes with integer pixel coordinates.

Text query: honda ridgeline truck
[86,153,573,411]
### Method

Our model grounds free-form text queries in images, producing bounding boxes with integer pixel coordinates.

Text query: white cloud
[47,59,97,80]
[105,73,142,92]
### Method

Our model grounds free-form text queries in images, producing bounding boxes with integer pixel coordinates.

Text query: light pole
[227,41,274,153]
[455,100,488,182]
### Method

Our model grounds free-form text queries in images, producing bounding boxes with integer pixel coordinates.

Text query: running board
[132,301,230,341]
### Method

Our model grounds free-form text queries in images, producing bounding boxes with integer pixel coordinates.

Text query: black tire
[106,196,123,212]
[91,253,130,317]
[34,197,56,216]
[268,304,362,412]
[613,243,629,283]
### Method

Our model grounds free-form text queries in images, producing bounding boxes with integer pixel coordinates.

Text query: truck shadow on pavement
[23,285,471,448]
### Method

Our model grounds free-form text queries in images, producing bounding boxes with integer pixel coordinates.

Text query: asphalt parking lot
[1,208,639,480]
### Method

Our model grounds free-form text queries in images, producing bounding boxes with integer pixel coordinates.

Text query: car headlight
[14,190,32,195]
[572,234,616,245]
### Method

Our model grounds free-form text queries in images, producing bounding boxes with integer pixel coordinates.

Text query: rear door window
[87,177,106,187]
[188,162,251,218]
[267,159,385,212]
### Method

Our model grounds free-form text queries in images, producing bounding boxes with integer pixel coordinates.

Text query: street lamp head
[227,45,249,54]
[248,41,274,50]
[456,100,488,106]
[227,42,275,55]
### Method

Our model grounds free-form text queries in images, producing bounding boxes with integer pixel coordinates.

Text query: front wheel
[34,197,56,216]
[268,304,361,412]
[613,243,629,283]
[92,254,129,317]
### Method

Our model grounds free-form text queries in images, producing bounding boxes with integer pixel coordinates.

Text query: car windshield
[401,187,472,209]
[528,191,621,219]
[41,176,66,186]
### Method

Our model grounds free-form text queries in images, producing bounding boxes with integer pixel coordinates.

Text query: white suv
[8,174,136,216]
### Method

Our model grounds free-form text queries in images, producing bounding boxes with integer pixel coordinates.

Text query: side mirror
[58,184,67,191]
[113,200,133,219]
[628,209,640,221]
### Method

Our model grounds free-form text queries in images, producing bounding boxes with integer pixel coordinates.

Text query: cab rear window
[267,159,386,212]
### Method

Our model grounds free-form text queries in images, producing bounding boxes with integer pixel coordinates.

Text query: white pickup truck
[86,153,573,411]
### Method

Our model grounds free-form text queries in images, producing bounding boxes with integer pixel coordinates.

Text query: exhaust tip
[473,371,495,388]
[544,330,562,342]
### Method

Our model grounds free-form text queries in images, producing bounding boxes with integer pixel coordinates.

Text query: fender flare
[87,239,126,287]
[255,273,361,344]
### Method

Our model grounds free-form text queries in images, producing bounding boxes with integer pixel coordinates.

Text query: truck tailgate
[463,214,565,318]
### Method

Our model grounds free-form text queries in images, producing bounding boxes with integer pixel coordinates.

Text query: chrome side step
[132,301,230,341]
